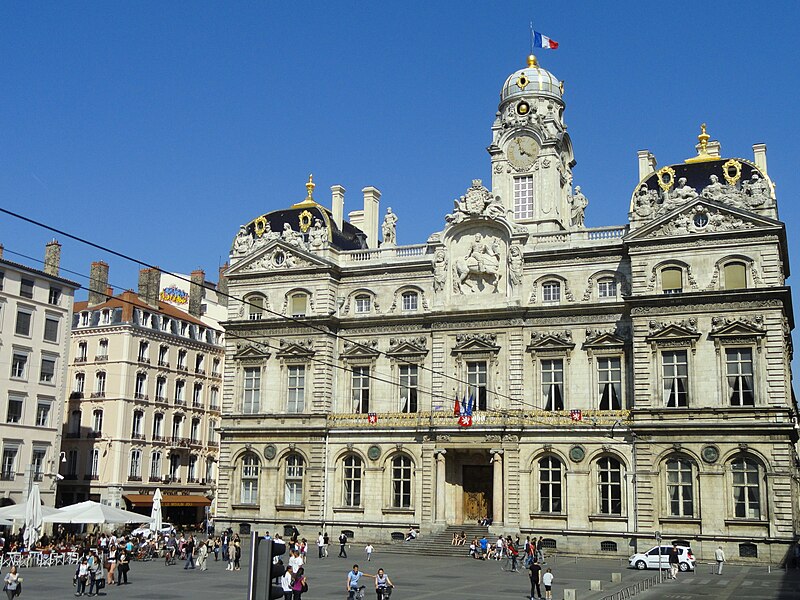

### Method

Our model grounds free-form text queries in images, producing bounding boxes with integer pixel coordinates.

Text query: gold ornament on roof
[293,173,319,207]
[656,166,676,191]
[517,73,530,90]
[298,210,313,233]
[527,54,538,68]
[254,216,268,238]
[722,159,742,186]
[685,122,716,163]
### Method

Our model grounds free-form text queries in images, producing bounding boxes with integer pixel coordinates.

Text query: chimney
[348,209,365,232]
[637,150,657,181]
[0,244,4,259]
[753,143,768,177]
[138,267,161,307]
[189,269,205,317]
[88,261,110,306]
[217,263,229,308]
[705,140,721,158]
[105,286,113,297]
[44,239,61,276]
[361,186,381,248]
[331,185,346,230]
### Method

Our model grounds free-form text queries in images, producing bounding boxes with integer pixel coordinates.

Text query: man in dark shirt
[338,532,348,558]
[668,544,680,579]
[529,561,543,600]
[184,535,196,569]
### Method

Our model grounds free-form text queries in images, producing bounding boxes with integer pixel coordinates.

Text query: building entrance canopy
[123,494,211,508]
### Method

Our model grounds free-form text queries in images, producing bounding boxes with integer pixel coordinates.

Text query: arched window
[538,456,563,513]
[355,294,372,314]
[89,449,100,478]
[131,410,144,439]
[542,281,561,302]
[77,341,88,361]
[723,262,747,290]
[247,295,265,320]
[240,453,260,505]
[665,457,694,517]
[284,454,304,506]
[129,449,142,480]
[726,348,754,406]
[135,373,147,399]
[290,293,308,317]
[732,456,761,519]
[343,455,362,507]
[391,455,413,508]
[401,291,418,312]
[150,451,162,480]
[597,278,617,299]
[152,413,164,441]
[597,456,622,515]
[91,409,103,436]
[138,340,149,363]
[661,267,683,294]
[94,371,106,396]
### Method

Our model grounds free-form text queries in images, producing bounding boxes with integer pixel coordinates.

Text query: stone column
[491,449,504,526]
[435,449,447,523]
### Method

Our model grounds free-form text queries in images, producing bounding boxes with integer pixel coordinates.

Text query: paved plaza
[9,548,800,600]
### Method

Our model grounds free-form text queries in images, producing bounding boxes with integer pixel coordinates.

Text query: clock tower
[489,55,575,232]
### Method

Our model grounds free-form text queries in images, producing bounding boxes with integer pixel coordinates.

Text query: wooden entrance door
[462,465,492,522]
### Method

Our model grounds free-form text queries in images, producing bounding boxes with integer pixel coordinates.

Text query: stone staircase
[378,524,489,557]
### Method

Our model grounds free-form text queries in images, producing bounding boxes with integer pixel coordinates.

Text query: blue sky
[1,3,798,332]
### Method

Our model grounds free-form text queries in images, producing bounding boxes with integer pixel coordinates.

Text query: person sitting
[458,532,467,546]
[403,528,417,542]
[450,533,458,546]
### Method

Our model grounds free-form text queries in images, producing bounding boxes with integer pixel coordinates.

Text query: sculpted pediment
[226,241,329,275]
[708,316,766,339]
[626,201,781,242]
[645,319,701,344]
[386,337,428,358]
[582,328,626,350]
[341,339,380,360]
[234,343,271,361]
[452,332,500,355]
[527,331,575,353]
[276,338,316,359]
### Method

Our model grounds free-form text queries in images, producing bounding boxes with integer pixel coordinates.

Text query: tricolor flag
[532,30,558,50]
[569,409,583,422]
[466,394,474,417]
[453,396,461,416]
[367,412,378,424]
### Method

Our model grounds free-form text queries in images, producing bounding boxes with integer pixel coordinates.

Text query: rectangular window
[662,350,689,408]
[209,387,219,409]
[132,411,143,437]
[36,400,51,427]
[156,377,166,401]
[351,366,370,413]
[242,367,261,414]
[32,448,46,481]
[19,279,34,299]
[152,414,164,439]
[467,361,488,411]
[598,279,617,298]
[15,309,32,336]
[513,176,534,220]
[290,294,307,317]
[355,296,371,314]
[287,365,305,413]
[661,268,683,294]
[158,345,168,366]
[542,282,561,302]
[190,419,200,443]
[727,348,754,406]
[6,395,23,424]
[40,356,56,383]
[48,287,62,305]
[541,359,564,411]
[43,316,60,342]
[1,447,18,480]
[67,449,79,477]
[150,453,162,479]
[598,356,622,410]
[399,364,419,413]
[169,454,181,481]
[174,380,185,404]
[402,292,418,312]
[11,352,28,379]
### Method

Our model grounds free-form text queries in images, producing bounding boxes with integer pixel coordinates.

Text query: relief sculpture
[454,233,502,294]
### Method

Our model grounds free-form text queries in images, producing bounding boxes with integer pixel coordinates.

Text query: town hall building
[216,55,798,562]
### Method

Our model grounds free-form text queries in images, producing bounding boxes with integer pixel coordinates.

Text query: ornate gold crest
[656,166,676,191]
[298,210,313,233]
[722,159,742,186]
[253,216,268,238]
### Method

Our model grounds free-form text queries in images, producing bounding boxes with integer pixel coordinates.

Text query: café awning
[124,494,211,508]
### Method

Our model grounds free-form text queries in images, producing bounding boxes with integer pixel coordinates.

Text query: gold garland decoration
[656,166,676,192]
[298,210,313,233]
[253,216,268,238]
[722,159,742,186]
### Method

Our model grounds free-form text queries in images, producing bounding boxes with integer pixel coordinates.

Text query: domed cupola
[499,54,563,108]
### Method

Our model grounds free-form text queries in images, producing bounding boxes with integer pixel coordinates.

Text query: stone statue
[446,180,506,227]
[454,233,502,294]
[508,244,523,287]
[232,225,253,255]
[308,218,327,250]
[570,186,588,228]
[672,177,699,201]
[381,207,398,246]
[743,173,770,207]
[633,184,659,218]
[701,174,725,201]
[484,196,506,219]
[433,248,448,292]
[282,223,302,246]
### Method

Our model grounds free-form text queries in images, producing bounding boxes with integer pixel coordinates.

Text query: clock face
[507,135,539,170]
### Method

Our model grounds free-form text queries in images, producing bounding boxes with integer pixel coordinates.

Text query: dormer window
[180,322,188,336]
[100,309,111,325]
[355,294,372,314]
[290,293,307,317]
[542,281,561,303]
[598,278,617,299]
[161,317,170,332]
[402,291,418,312]
[248,295,264,320]
[661,267,683,294]
[723,262,747,290]
[80,312,90,327]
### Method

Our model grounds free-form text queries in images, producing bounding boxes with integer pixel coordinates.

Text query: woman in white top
[542,568,554,600]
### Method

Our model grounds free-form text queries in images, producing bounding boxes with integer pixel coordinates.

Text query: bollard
[611,572,622,583]
[563,589,576,600]
[590,580,602,591]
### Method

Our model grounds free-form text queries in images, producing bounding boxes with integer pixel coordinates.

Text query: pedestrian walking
[184,536,196,570]
[116,548,129,585]
[668,544,680,580]
[339,532,348,558]
[542,567,553,600]
[197,539,209,571]
[233,537,242,570]
[3,566,20,600]
[281,565,294,600]
[317,532,325,559]
[714,545,725,575]
[364,544,374,562]
[529,561,542,600]
[87,551,104,596]
[291,567,307,600]
[323,532,330,557]
[106,546,117,585]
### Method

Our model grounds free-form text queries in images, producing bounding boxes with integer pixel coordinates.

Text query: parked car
[629,545,695,571]
[131,522,176,538]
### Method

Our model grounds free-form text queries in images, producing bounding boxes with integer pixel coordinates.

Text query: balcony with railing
[195,368,205,376]
[138,357,151,365]
[158,360,170,368]
[174,398,186,407]
[155,395,167,403]
[341,244,427,264]
[87,430,102,438]
[177,365,188,373]
[0,472,15,481]
[192,401,203,409]
[74,356,88,364]
[94,354,108,362]
[90,391,105,399]
[128,475,142,482]
[134,393,149,401]
[131,432,146,441]
[83,474,99,481]
[152,435,167,443]
[148,475,162,483]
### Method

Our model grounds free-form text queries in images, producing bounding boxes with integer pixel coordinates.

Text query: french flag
[533,30,558,50]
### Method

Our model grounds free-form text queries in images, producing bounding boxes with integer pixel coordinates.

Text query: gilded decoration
[326,410,631,429]
[298,210,313,233]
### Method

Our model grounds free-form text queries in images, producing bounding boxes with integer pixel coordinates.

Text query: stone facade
[217,56,798,563]
[0,242,78,508]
